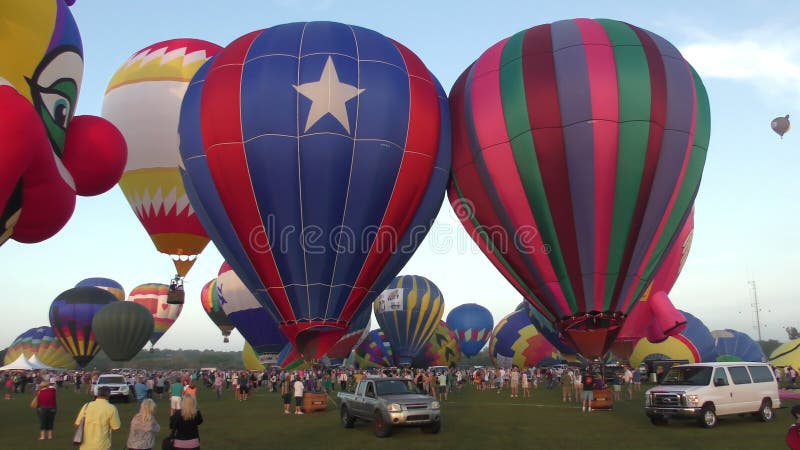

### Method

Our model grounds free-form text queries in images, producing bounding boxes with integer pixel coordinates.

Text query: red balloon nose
[62,115,127,196]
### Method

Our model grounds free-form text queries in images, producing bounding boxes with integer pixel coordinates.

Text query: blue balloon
[712,329,766,362]
[446,303,494,357]
[516,301,577,355]
[179,22,449,359]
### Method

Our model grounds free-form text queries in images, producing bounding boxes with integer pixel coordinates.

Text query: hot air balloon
[200,279,234,343]
[91,301,154,362]
[449,19,710,358]
[612,209,694,358]
[242,342,266,371]
[769,339,800,369]
[102,39,221,294]
[276,343,314,371]
[324,303,372,363]
[3,326,75,369]
[178,21,450,359]
[373,275,445,365]
[354,330,396,369]
[412,321,461,368]
[76,278,126,301]
[49,286,119,367]
[771,115,790,138]
[712,329,766,362]
[216,263,287,360]
[516,301,577,355]
[0,1,126,246]
[127,283,182,349]
[489,310,560,368]
[446,303,494,357]
[630,311,717,368]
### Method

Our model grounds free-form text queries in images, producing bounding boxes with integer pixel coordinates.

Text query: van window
[748,365,775,383]
[728,366,752,384]
[713,368,729,386]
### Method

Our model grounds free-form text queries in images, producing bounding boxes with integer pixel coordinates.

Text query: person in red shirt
[35,380,57,440]
[787,405,800,450]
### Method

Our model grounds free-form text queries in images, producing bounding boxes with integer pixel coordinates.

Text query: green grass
[2,383,796,449]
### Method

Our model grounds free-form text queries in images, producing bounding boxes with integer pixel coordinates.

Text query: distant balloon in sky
[449,18,710,358]
[49,286,119,367]
[102,39,221,279]
[199,279,234,343]
[712,329,766,362]
[373,275,445,365]
[447,303,494,357]
[0,1,126,246]
[771,114,790,138]
[4,326,75,369]
[75,277,126,301]
[127,283,182,348]
[91,301,154,362]
[178,21,449,360]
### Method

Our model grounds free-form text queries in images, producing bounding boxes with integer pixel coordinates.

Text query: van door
[710,367,734,416]
[727,365,756,413]
[748,364,781,409]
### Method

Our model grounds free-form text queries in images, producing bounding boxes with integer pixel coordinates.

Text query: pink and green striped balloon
[449,18,710,357]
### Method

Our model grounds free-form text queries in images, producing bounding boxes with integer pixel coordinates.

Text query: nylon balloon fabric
[178,22,449,359]
[448,18,710,357]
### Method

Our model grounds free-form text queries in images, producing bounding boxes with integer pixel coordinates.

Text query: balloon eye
[40,92,71,128]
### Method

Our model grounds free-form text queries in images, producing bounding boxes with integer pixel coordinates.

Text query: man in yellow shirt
[74,386,121,450]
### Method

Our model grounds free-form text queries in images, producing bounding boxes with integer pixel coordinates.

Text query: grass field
[1,383,796,449]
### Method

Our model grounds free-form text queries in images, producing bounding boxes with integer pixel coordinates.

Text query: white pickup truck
[337,377,441,437]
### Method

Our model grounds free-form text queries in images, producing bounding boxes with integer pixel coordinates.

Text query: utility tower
[748,280,763,342]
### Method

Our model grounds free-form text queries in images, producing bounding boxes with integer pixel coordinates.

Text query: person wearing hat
[787,405,800,449]
[34,380,57,440]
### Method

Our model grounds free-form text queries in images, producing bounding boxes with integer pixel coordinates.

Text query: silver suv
[92,374,131,402]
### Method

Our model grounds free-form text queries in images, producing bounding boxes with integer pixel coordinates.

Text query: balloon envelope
[630,311,717,367]
[769,339,800,369]
[712,329,766,362]
[771,115,790,138]
[489,310,560,368]
[92,301,154,361]
[242,342,266,371]
[102,39,221,277]
[178,21,449,359]
[200,279,234,342]
[373,275,445,365]
[75,277,126,301]
[49,286,119,367]
[325,303,372,360]
[127,283,182,347]
[217,263,287,355]
[448,18,710,357]
[354,329,396,369]
[3,326,75,369]
[446,303,494,357]
[412,321,461,368]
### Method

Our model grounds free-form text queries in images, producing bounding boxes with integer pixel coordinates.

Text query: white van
[644,362,780,428]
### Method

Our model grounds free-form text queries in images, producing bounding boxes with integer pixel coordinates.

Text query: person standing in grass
[75,386,121,450]
[134,378,148,407]
[34,380,57,440]
[126,398,160,450]
[169,379,184,416]
[281,377,292,414]
[437,371,448,401]
[293,376,305,415]
[560,367,573,402]
[521,370,531,398]
[581,369,595,413]
[170,395,203,450]
[509,367,520,398]
[624,366,634,400]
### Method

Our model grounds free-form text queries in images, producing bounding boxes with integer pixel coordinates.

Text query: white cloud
[678,27,800,109]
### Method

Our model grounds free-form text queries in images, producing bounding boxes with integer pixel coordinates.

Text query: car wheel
[373,411,392,438]
[341,406,355,428]
[422,420,441,434]
[699,405,717,428]
[649,415,668,426]
[758,399,774,422]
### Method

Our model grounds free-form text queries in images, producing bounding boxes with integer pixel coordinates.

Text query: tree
[786,327,800,340]
[759,339,782,357]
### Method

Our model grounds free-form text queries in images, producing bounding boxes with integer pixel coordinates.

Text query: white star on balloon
[293,56,365,133]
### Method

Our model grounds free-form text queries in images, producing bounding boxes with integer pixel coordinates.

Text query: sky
[2,0,800,353]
